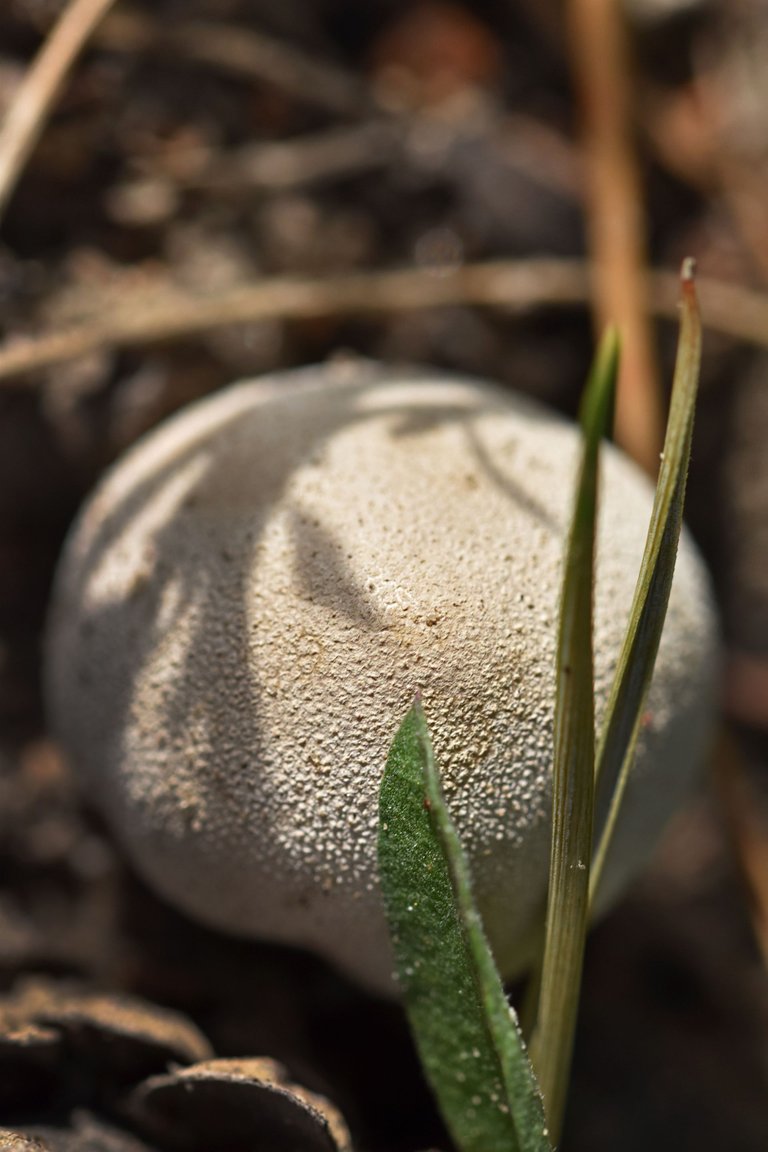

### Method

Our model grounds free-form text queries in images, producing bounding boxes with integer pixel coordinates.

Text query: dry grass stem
[724,654,768,731]
[716,728,768,968]
[1,259,767,387]
[0,259,586,384]
[190,122,399,194]
[0,0,117,225]
[567,0,664,475]
[97,8,368,118]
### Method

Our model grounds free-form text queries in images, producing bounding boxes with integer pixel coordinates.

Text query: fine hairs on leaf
[378,700,550,1152]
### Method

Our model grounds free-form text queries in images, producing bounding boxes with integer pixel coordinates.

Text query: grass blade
[529,329,619,1143]
[378,700,551,1152]
[590,259,702,901]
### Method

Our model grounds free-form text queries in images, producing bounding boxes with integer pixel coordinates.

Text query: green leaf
[529,328,619,1144]
[590,259,703,902]
[378,700,551,1152]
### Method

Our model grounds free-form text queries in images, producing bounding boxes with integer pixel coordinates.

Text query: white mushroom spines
[45,361,718,993]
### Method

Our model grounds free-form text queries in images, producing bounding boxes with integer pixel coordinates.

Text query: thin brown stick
[724,654,768,730]
[567,0,665,476]
[190,122,399,194]
[716,726,768,968]
[0,0,117,224]
[96,8,368,118]
[0,260,587,384]
[0,258,765,387]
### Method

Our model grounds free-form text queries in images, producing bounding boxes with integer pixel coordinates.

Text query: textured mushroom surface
[45,360,718,994]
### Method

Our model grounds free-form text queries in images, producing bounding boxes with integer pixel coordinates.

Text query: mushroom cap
[45,360,719,994]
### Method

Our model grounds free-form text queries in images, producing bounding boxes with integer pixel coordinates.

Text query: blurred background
[1,1,768,1149]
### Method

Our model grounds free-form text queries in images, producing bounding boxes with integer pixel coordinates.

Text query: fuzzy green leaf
[529,328,619,1143]
[590,259,703,900]
[378,700,551,1152]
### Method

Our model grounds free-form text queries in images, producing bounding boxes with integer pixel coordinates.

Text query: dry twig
[0,258,766,387]
[190,122,400,195]
[0,260,587,384]
[725,654,768,732]
[716,727,768,968]
[96,8,368,118]
[0,0,117,225]
[566,0,664,475]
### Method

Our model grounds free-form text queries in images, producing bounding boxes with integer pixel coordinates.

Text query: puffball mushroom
[45,359,718,994]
